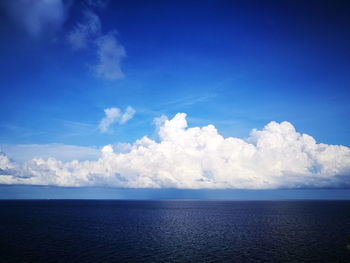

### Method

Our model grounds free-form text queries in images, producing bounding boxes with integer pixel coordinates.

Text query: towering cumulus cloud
[1,113,350,189]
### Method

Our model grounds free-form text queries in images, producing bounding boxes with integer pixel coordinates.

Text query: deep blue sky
[1,0,349,147]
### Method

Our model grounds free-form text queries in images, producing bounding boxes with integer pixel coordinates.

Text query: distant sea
[0,200,349,262]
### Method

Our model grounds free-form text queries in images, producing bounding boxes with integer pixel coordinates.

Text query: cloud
[120,106,136,124]
[98,106,135,133]
[1,113,350,188]
[67,9,101,50]
[66,2,126,80]
[0,152,16,176]
[1,0,68,37]
[153,114,168,131]
[98,107,121,133]
[2,0,126,79]
[94,31,126,80]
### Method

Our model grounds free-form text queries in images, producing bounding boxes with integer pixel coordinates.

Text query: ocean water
[0,200,349,263]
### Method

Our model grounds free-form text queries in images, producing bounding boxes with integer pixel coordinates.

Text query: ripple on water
[0,200,349,263]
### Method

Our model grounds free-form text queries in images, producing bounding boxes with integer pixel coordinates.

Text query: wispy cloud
[1,0,69,37]
[2,0,126,80]
[67,1,126,80]
[98,106,136,133]
[1,113,350,188]
[94,31,126,80]
[67,9,101,50]
[158,94,217,109]
[120,106,136,124]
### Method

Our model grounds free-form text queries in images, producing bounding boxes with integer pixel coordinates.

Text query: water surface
[0,200,349,262]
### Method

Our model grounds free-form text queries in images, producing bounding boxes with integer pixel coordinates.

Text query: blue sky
[1,0,349,146]
[0,0,350,198]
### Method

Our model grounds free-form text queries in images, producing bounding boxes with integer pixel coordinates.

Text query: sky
[0,0,350,199]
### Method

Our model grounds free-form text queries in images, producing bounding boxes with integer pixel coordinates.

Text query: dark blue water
[0,200,349,262]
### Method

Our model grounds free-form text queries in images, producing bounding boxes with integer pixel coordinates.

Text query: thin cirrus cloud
[1,113,349,189]
[98,106,136,133]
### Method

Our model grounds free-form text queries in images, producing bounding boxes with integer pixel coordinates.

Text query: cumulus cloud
[153,114,168,131]
[98,107,121,133]
[98,106,135,133]
[1,0,68,37]
[0,152,16,176]
[1,113,350,189]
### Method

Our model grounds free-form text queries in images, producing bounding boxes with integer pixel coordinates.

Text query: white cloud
[0,152,16,175]
[98,106,135,133]
[2,0,68,37]
[98,107,121,133]
[1,113,350,189]
[153,114,168,131]
[114,142,132,153]
[94,31,126,80]
[120,106,136,124]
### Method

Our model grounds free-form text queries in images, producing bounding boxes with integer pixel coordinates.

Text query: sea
[0,200,349,262]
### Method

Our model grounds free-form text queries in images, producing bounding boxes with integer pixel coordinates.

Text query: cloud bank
[1,113,350,189]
